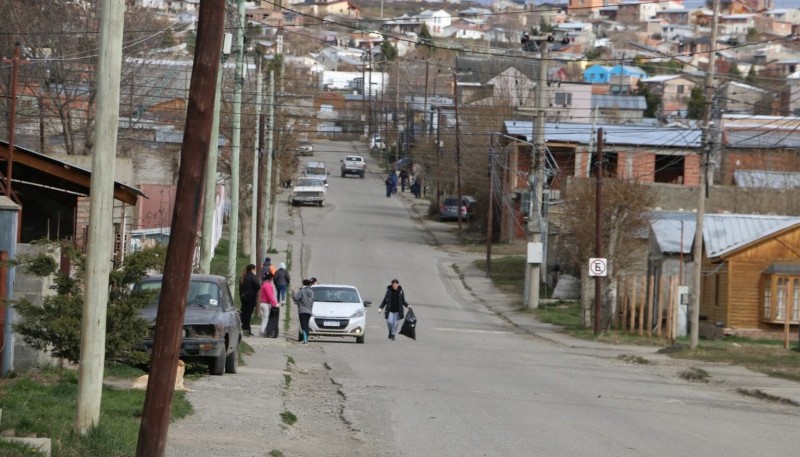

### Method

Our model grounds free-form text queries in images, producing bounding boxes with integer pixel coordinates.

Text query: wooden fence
[615,275,682,342]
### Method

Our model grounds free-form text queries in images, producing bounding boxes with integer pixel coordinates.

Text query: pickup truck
[340,155,366,178]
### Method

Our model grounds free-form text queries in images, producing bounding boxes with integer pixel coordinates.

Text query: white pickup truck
[340,155,366,178]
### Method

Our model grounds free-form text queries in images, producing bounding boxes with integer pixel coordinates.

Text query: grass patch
[268,451,285,457]
[284,374,292,388]
[679,367,710,383]
[0,367,192,457]
[103,363,147,379]
[474,256,525,297]
[286,356,295,366]
[667,340,800,382]
[0,439,46,456]
[617,354,650,365]
[736,388,800,406]
[279,410,297,425]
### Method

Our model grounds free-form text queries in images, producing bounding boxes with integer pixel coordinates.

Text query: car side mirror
[363,301,372,307]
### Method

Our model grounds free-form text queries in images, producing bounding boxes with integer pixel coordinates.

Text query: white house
[418,10,453,37]
[787,70,800,116]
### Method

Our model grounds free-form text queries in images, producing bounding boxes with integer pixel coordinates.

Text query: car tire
[225,346,238,374]
[320,200,326,207]
[341,171,345,177]
[359,171,365,178]
[209,350,225,376]
[356,335,365,344]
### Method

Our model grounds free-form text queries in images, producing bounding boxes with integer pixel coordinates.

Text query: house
[616,1,659,23]
[457,7,492,25]
[590,94,647,123]
[0,141,142,247]
[654,8,690,25]
[418,10,453,37]
[647,212,800,340]
[443,22,489,40]
[718,115,800,185]
[789,70,800,115]
[301,0,360,20]
[719,14,757,36]
[641,74,698,118]
[495,120,702,240]
[583,64,648,84]
[720,81,770,115]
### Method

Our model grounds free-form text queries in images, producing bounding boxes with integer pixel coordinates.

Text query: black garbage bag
[399,307,417,340]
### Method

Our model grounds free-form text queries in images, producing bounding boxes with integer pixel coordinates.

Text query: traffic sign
[589,258,607,277]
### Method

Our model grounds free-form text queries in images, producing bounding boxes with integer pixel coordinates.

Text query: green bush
[13,241,167,366]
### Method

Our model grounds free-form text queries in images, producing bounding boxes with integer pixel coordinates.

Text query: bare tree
[557,178,654,329]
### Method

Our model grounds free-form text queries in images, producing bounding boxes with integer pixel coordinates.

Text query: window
[676,85,684,95]
[761,266,800,323]
[554,92,572,106]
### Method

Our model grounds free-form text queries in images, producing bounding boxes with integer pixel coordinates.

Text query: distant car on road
[439,195,477,222]
[304,161,328,186]
[297,141,313,156]
[290,176,326,207]
[340,155,366,178]
[137,274,242,376]
[308,284,371,344]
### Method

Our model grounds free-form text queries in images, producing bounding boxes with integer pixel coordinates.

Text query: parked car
[439,195,477,222]
[290,176,326,207]
[297,141,313,156]
[340,155,366,178]
[304,161,328,185]
[308,284,371,344]
[137,274,242,376]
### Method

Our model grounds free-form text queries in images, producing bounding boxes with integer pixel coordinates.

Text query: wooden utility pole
[136,1,226,455]
[1,42,28,201]
[76,0,125,434]
[453,71,463,236]
[423,60,429,137]
[594,128,604,335]
[486,135,495,278]
[260,67,275,261]
[690,0,720,350]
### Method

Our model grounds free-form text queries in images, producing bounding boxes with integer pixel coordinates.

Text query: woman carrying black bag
[379,279,409,340]
[239,264,261,337]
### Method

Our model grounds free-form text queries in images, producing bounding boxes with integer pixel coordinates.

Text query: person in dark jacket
[384,172,397,198]
[273,262,291,305]
[238,264,261,336]
[379,279,409,340]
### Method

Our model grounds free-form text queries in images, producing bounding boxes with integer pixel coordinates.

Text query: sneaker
[300,341,308,345]
[391,335,395,340]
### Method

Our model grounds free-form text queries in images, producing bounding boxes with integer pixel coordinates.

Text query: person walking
[274,262,291,305]
[384,172,396,198]
[379,279,409,340]
[399,169,409,192]
[293,279,315,344]
[261,256,277,280]
[259,272,280,337]
[238,264,261,336]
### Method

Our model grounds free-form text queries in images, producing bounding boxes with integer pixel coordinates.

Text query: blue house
[583,64,648,84]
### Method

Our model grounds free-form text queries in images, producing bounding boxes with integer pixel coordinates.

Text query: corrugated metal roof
[504,121,701,147]
[650,212,800,258]
[734,170,800,189]
[591,94,647,110]
[726,129,800,149]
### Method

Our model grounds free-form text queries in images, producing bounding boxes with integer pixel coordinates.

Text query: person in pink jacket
[259,272,279,337]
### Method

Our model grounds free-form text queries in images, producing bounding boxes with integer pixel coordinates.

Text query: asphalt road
[167,140,800,457]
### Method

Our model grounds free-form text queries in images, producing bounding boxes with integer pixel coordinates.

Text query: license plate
[323,320,339,327]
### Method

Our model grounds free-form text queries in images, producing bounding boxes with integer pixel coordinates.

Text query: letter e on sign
[589,258,607,277]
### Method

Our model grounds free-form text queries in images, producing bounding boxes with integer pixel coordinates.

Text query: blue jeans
[386,312,400,336]
[276,284,287,303]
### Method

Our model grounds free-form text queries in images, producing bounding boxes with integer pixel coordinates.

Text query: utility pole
[269,45,285,253]
[594,128,604,335]
[227,0,245,288]
[250,53,263,266]
[200,50,226,274]
[523,34,549,309]
[423,60,429,137]
[453,71,463,236]
[435,107,442,208]
[690,0,720,350]
[260,67,274,259]
[1,43,27,201]
[136,1,225,455]
[395,60,400,165]
[486,134,495,278]
[76,0,124,434]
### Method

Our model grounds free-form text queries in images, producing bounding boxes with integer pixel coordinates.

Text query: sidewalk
[394,189,800,408]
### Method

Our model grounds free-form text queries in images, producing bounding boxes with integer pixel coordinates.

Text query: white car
[308,284,372,344]
[304,161,328,186]
[290,177,326,207]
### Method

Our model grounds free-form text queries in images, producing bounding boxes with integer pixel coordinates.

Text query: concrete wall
[12,244,59,371]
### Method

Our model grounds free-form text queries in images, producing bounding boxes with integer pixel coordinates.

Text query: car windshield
[346,156,361,161]
[443,198,460,206]
[296,178,323,187]
[137,279,221,308]
[306,167,325,175]
[312,287,360,303]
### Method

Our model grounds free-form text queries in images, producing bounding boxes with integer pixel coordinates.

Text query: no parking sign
[588,258,607,277]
